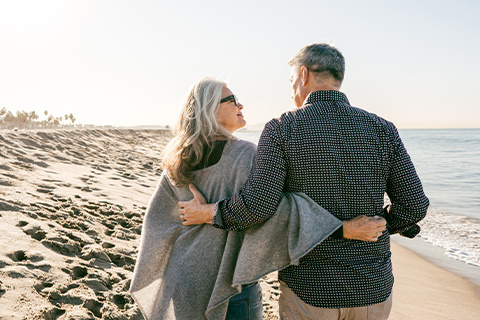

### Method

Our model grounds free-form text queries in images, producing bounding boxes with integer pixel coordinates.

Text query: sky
[0,0,479,129]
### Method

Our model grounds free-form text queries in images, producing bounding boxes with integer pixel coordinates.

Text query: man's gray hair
[288,43,345,83]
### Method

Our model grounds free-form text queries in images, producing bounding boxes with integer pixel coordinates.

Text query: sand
[1,129,478,320]
[1,129,170,319]
[390,242,480,320]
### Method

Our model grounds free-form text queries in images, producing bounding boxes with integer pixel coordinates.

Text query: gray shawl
[130,139,342,320]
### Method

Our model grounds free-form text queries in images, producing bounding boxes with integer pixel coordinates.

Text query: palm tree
[16,110,29,129]
[54,117,62,128]
[0,107,6,129]
[68,113,76,126]
[47,115,54,128]
[3,111,15,129]
[28,111,39,128]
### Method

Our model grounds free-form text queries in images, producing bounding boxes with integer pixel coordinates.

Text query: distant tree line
[0,108,77,130]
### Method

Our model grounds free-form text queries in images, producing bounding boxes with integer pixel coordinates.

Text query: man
[181,43,429,319]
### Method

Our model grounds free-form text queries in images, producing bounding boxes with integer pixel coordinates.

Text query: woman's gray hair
[288,43,345,83]
[162,77,234,186]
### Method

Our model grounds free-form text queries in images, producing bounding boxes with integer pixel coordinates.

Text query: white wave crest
[418,208,480,267]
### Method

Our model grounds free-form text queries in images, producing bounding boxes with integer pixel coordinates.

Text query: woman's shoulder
[230,139,257,150]
[228,139,257,155]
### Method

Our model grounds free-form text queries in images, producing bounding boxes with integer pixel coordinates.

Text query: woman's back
[131,139,258,320]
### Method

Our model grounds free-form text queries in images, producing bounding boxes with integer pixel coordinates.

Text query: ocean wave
[418,208,480,267]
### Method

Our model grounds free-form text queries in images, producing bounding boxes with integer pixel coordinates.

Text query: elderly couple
[130,43,429,320]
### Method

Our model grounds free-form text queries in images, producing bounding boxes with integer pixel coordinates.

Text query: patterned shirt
[212,90,429,308]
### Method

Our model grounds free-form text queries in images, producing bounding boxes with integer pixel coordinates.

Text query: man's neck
[307,83,340,93]
[299,78,342,107]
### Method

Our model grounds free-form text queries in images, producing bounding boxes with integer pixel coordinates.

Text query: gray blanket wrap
[130,139,342,320]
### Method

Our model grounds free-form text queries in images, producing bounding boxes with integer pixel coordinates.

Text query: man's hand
[178,184,214,226]
[343,215,387,242]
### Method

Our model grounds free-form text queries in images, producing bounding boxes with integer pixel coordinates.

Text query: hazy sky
[1,0,479,128]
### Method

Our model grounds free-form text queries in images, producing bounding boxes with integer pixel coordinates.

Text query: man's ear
[301,66,309,86]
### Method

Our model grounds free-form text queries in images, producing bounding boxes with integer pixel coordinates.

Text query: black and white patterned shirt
[213,90,429,308]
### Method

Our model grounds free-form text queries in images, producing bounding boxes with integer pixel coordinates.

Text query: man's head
[288,43,345,107]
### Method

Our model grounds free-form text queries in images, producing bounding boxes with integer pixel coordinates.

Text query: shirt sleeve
[384,126,429,237]
[212,119,287,231]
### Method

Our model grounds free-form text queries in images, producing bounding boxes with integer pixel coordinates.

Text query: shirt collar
[304,90,350,105]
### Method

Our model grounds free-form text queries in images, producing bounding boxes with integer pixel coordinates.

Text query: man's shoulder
[267,104,395,127]
[341,104,399,140]
[351,105,395,127]
[263,102,400,142]
[264,108,302,131]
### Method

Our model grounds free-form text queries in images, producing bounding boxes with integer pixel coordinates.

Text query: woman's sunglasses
[220,95,239,106]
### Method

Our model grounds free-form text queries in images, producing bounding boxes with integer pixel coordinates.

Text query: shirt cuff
[211,201,226,230]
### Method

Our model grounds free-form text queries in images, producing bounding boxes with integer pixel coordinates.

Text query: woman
[130,78,355,320]
[159,78,263,318]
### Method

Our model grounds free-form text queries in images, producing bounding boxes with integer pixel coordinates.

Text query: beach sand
[1,129,478,319]
[389,241,480,320]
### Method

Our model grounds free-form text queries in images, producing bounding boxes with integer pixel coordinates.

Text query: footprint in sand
[50,195,69,203]
[31,202,57,213]
[0,163,12,174]
[0,179,14,186]
[0,255,13,268]
[71,265,88,279]
[101,241,115,249]
[83,299,103,318]
[5,248,51,273]
[79,175,99,185]
[22,224,48,241]
[111,293,130,309]
[6,250,29,262]
[34,278,55,295]
[35,183,56,194]
[33,152,48,160]
[42,178,62,183]
[41,306,66,320]
[41,235,82,256]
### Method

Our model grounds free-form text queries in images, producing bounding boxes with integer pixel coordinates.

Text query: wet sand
[390,241,480,320]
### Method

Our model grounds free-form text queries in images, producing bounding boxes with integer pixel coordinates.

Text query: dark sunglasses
[220,95,239,106]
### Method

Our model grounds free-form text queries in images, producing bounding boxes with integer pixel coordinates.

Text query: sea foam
[418,208,480,267]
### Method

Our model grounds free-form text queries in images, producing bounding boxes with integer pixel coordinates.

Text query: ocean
[235,129,480,267]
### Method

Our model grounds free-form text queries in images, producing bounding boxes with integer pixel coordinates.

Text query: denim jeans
[226,282,263,320]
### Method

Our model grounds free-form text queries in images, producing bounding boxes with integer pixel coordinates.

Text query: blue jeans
[226,282,263,320]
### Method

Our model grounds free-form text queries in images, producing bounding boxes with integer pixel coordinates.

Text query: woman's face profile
[216,86,246,133]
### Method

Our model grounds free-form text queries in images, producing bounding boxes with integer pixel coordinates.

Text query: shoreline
[391,235,480,290]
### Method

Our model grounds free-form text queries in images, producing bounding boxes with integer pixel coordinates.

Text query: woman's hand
[178,184,215,226]
[343,215,387,242]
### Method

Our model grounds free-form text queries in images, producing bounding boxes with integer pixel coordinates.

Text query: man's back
[216,90,429,308]
[281,90,393,220]
[277,90,400,307]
